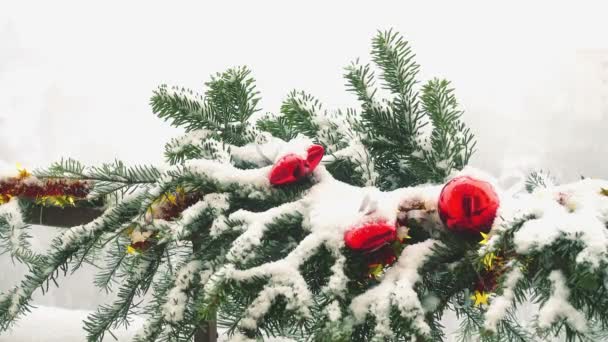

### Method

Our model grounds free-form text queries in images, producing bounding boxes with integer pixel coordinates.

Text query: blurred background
[0,0,607,340]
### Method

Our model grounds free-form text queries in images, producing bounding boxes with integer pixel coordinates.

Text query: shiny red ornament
[438,176,499,234]
[269,144,325,185]
[269,154,306,185]
[344,220,397,251]
[305,144,324,171]
[131,240,153,251]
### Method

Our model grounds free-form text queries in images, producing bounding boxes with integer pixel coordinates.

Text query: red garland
[154,192,202,221]
[0,176,91,201]
[475,272,498,293]
[130,240,154,252]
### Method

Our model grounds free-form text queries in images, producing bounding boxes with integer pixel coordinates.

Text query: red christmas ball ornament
[268,144,325,186]
[269,154,306,185]
[438,176,499,234]
[344,220,397,251]
[305,144,324,171]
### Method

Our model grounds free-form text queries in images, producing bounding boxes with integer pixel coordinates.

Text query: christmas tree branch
[0,190,148,330]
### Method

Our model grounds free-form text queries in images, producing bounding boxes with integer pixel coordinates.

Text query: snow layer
[350,239,438,338]
[162,260,203,323]
[166,193,230,241]
[0,198,27,256]
[538,270,587,332]
[510,179,608,268]
[186,159,271,191]
[224,201,305,264]
[483,264,523,331]
[166,129,213,155]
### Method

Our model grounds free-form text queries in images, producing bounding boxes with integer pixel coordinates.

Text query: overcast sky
[1,1,607,183]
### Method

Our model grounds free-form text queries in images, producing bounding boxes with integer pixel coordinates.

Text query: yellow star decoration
[147,187,186,217]
[36,195,76,208]
[479,232,490,246]
[165,186,185,205]
[126,245,138,255]
[0,194,12,205]
[470,290,489,307]
[165,192,178,205]
[482,252,497,271]
[368,264,384,280]
[16,163,31,179]
[601,188,608,196]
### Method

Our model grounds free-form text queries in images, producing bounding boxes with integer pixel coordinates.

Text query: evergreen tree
[0,30,607,342]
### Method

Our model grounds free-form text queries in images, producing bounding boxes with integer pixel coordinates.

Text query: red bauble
[269,145,325,185]
[305,145,324,171]
[344,220,397,251]
[269,154,306,185]
[438,176,499,234]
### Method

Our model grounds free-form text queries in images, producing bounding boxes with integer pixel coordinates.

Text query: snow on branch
[538,270,588,332]
[350,239,438,338]
[159,192,230,241]
[223,201,305,264]
[493,178,608,269]
[483,264,524,332]
[185,159,271,191]
[0,198,36,263]
[0,188,149,330]
[163,260,204,323]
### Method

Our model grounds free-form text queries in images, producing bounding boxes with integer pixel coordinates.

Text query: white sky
[1,1,608,183]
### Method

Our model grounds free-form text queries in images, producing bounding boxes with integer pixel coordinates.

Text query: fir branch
[151,85,219,132]
[419,78,476,180]
[134,255,190,342]
[0,200,40,266]
[371,29,419,99]
[371,29,423,140]
[35,158,160,199]
[344,61,376,106]
[525,170,554,193]
[257,114,297,141]
[94,235,131,292]
[154,67,260,149]
[279,91,322,138]
[0,190,147,330]
[84,247,165,342]
[205,66,260,127]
